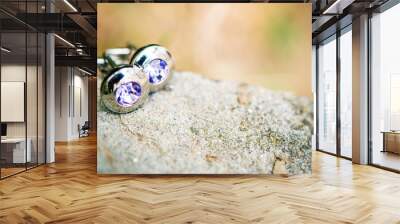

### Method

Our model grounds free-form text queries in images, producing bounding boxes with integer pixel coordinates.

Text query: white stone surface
[98,72,313,175]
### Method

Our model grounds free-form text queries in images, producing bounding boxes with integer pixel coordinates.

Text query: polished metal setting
[98,48,133,75]
[100,65,150,114]
[105,47,134,65]
[130,44,174,92]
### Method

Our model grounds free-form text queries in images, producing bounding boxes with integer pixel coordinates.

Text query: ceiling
[0,0,393,72]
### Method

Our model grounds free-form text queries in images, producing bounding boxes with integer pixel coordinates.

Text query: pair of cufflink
[100,44,173,114]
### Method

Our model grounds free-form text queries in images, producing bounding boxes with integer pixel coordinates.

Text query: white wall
[1,64,46,164]
[1,65,26,137]
[55,66,69,141]
[55,67,89,141]
[1,65,27,142]
[72,73,89,138]
[1,65,38,138]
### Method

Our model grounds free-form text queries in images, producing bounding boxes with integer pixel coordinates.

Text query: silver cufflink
[100,44,174,114]
[100,65,150,114]
[130,44,173,92]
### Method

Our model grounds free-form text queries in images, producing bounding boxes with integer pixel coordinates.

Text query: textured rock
[98,72,313,175]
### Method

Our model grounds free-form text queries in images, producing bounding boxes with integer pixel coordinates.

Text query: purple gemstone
[115,81,142,107]
[143,59,169,84]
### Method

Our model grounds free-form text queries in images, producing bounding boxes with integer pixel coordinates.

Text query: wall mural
[97,3,313,175]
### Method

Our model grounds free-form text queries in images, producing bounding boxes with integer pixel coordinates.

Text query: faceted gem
[115,81,142,107]
[143,59,169,84]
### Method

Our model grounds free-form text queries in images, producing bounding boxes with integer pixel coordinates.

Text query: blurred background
[98,3,311,97]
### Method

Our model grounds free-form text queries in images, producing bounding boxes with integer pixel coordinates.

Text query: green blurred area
[266,14,298,57]
[98,3,312,96]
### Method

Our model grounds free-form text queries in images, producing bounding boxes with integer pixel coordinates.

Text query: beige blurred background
[98,3,311,97]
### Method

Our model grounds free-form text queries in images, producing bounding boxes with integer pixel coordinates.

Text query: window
[317,36,337,154]
[370,2,400,171]
[0,1,46,179]
[340,28,352,158]
[316,25,353,159]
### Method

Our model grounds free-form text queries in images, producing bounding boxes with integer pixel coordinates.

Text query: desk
[382,131,400,154]
[1,138,31,163]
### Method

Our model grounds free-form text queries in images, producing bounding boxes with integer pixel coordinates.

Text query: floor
[0,136,400,223]
[0,167,25,178]
[1,163,43,178]
[372,150,400,171]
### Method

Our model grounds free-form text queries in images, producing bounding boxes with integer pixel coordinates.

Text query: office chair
[79,121,90,138]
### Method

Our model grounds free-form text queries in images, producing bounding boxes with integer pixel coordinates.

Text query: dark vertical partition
[27,0,39,169]
[0,28,28,178]
[0,0,47,180]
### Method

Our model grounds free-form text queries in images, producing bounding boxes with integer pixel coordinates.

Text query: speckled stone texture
[98,72,313,175]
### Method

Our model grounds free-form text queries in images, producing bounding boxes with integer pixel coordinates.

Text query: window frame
[315,24,353,160]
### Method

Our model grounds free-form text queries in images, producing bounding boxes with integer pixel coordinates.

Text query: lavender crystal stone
[143,59,169,84]
[115,81,142,107]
